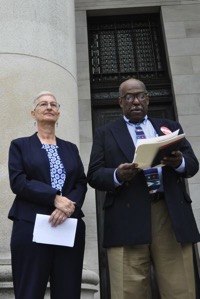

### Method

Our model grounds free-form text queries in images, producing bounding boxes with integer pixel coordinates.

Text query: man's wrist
[116,169,123,183]
[114,169,123,186]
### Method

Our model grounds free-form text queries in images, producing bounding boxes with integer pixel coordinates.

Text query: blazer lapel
[30,133,52,184]
[110,118,170,162]
[110,118,135,162]
[148,118,166,136]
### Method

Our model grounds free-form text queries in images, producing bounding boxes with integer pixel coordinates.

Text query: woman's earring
[34,120,36,126]
[56,121,58,127]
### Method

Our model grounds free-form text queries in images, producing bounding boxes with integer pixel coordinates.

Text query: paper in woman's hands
[33,214,77,247]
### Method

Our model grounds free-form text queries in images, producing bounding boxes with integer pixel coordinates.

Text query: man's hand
[116,163,140,182]
[161,150,183,168]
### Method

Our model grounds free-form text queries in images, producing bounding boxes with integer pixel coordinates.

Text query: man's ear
[119,97,123,108]
[146,95,149,106]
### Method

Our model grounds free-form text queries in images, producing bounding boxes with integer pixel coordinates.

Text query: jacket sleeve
[173,122,199,178]
[87,128,116,191]
[8,139,57,207]
[180,138,199,178]
[63,143,87,211]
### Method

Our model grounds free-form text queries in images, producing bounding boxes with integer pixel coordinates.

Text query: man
[87,78,200,299]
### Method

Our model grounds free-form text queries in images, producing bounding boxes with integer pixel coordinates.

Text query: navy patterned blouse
[42,144,66,193]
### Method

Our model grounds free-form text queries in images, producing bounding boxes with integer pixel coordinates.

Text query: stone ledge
[0,265,12,282]
[0,265,99,299]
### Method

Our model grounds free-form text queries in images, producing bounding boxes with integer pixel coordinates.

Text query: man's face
[119,79,149,123]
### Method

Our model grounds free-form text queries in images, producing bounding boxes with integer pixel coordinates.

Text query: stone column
[0,0,99,297]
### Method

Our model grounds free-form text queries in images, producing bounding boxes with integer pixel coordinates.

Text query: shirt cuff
[175,157,185,173]
[114,169,124,187]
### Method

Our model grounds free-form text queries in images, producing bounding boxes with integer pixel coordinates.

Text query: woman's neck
[37,127,56,145]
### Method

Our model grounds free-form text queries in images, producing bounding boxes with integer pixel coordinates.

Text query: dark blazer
[8,133,87,223]
[87,117,200,247]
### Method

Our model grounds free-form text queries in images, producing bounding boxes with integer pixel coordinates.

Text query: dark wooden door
[87,13,200,299]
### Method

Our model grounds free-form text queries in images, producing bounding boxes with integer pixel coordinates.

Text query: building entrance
[87,12,199,298]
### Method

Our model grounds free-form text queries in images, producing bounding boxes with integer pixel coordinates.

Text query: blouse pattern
[42,144,66,192]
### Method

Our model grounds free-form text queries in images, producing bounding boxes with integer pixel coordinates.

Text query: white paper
[33,214,77,247]
[136,129,180,147]
[133,130,185,169]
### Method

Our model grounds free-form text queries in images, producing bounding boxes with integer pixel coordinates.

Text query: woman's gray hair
[32,91,58,110]
[33,91,57,105]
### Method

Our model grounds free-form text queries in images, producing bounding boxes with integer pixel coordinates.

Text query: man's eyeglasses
[121,92,148,103]
[34,101,60,110]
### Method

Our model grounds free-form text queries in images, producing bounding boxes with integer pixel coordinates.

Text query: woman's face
[32,95,60,125]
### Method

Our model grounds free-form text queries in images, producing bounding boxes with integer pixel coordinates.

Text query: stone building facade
[0,0,200,298]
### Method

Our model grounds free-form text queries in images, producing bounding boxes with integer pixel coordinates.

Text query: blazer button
[126,203,130,208]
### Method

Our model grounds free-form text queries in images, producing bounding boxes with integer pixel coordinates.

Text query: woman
[8,91,87,299]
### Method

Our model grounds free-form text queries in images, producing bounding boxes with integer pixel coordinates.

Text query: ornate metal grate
[88,14,168,85]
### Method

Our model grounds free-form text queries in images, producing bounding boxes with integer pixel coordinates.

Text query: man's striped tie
[135,123,160,193]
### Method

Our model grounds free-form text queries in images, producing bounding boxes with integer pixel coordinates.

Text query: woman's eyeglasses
[34,101,60,110]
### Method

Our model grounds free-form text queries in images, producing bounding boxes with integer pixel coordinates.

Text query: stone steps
[0,265,99,299]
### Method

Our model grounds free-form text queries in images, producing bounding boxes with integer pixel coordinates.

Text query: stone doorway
[87,12,175,299]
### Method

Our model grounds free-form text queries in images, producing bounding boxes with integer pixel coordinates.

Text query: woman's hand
[54,195,76,216]
[49,208,68,227]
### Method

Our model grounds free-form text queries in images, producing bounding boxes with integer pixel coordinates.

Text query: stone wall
[0,0,99,298]
[0,1,199,299]
[76,2,200,298]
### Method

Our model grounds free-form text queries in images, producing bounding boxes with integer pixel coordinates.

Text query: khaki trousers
[107,200,195,299]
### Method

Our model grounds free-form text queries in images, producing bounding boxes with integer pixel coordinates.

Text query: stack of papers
[133,129,185,169]
[33,214,77,247]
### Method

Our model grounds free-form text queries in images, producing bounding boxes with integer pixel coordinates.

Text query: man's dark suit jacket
[87,117,200,247]
[8,133,87,223]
